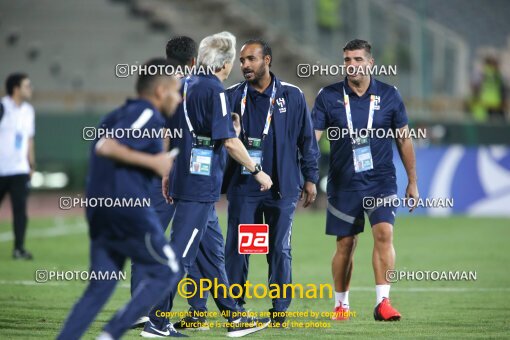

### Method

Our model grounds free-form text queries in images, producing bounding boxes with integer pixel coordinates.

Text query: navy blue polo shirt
[312,77,408,195]
[168,74,236,202]
[227,77,278,196]
[86,98,164,201]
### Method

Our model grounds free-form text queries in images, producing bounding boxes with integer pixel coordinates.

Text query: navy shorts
[326,185,398,237]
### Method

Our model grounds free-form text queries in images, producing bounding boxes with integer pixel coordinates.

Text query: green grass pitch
[0,213,509,339]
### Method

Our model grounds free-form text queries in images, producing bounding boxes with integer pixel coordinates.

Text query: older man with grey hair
[142,31,271,338]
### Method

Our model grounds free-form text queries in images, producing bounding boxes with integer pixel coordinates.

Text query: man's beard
[248,66,266,83]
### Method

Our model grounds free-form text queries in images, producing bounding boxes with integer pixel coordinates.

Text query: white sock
[334,291,349,308]
[375,284,390,305]
[96,332,114,340]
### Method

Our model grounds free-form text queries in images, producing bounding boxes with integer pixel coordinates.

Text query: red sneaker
[374,298,401,321]
[332,305,351,320]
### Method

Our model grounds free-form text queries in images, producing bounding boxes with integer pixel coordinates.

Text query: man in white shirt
[0,73,36,260]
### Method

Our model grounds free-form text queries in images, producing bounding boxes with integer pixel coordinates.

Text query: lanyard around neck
[343,86,375,138]
[183,76,196,137]
[240,79,277,139]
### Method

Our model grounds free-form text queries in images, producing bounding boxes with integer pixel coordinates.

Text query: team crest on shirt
[276,98,286,113]
[373,96,381,110]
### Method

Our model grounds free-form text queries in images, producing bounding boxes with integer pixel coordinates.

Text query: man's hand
[231,112,241,137]
[405,180,419,212]
[396,125,418,212]
[300,181,317,208]
[254,171,273,191]
[161,175,173,204]
[151,152,177,178]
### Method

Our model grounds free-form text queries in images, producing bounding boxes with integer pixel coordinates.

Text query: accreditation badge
[352,137,374,173]
[15,132,23,150]
[242,137,263,175]
[189,136,213,176]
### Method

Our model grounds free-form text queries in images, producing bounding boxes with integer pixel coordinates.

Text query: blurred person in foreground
[130,36,199,329]
[0,73,35,260]
[312,39,418,321]
[57,58,182,340]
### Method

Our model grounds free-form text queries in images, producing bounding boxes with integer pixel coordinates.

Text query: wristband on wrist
[250,163,262,176]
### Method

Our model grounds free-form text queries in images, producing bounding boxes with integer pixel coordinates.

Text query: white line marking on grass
[0,280,130,288]
[0,280,507,293]
[0,220,86,243]
[350,287,510,292]
[0,280,64,286]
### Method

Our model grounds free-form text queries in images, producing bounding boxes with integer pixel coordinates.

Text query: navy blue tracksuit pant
[148,199,241,329]
[57,208,180,340]
[226,194,298,312]
[131,178,175,296]
[187,192,298,313]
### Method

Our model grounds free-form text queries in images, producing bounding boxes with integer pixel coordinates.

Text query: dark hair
[5,73,28,96]
[135,58,172,95]
[244,39,272,67]
[165,36,197,67]
[343,39,372,55]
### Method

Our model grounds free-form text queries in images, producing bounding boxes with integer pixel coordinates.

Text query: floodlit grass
[0,213,509,339]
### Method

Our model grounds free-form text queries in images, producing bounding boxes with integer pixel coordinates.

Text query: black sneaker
[269,308,287,328]
[173,314,209,331]
[13,249,33,260]
[227,316,270,338]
